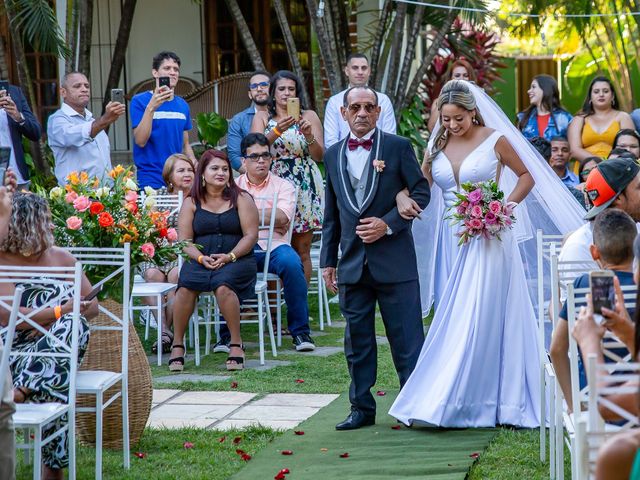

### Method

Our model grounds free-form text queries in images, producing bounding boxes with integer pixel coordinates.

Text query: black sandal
[152,331,174,354]
[168,344,185,372]
[226,343,245,371]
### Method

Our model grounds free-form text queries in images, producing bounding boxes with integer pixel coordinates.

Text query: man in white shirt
[47,72,125,185]
[323,53,396,149]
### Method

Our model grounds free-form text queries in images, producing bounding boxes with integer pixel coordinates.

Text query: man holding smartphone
[47,72,126,185]
[0,81,41,189]
[130,51,196,189]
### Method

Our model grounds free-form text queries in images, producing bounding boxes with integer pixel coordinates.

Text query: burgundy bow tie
[347,137,373,151]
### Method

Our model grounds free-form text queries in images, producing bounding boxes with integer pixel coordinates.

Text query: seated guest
[549,136,579,187]
[215,133,315,353]
[140,153,195,354]
[0,192,98,480]
[170,150,258,372]
[612,128,640,159]
[567,76,634,163]
[595,428,640,480]
[577,156,602,190]
[608,147,637,161]
[227,71,271,173]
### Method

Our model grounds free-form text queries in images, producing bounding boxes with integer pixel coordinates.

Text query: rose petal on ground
[241,453,252,461]
[376,390,386,396]
[231,381,238,389]
[218,436,226,443]
[294,430,305,435]
[235,449,246,455]
[233,436,242,444]
[295,379,305,383]
[470,452,480,459]
[274,473,286,480]
[391,425,401,430]
[183,441,194,449]
[281,450,293,455]
[339,452,350,458]
[279,468,290,474]
[135,452,146,459]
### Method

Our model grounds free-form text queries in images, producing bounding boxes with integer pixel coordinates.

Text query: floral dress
[266,118,324,233]
[10,281,91,469]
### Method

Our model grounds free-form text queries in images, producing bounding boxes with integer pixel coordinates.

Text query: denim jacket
[517,107,573,141]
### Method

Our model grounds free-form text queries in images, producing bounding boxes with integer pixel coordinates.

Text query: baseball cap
[584,157,640,220]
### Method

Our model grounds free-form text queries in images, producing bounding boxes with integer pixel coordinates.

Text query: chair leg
[122,379,130,469]
[265,292,277,358]
[157,296,163,367]
[96,392,103,480]
[323,280,332,326]
[204,298,212,356]
[549,377,556,479]
[33,427,42,480]
[258,294,265,366]
[23,428,31,465]
[317,267,324,331]
[193,314,201,367]
[144,309,150,340]
[276,283,282,347]
[540,365,546,463]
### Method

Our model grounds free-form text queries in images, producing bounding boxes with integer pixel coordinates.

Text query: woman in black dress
[170,150,258,371]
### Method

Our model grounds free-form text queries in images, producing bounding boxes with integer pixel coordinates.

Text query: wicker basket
[76,299,153,448]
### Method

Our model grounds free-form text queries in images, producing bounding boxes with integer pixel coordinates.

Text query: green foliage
[397,95,427,159]
[23,139,57,194]
[4,0,70,57]
[196,112,228,149]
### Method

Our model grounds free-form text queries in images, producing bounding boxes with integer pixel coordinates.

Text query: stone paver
[147,418,216,429]
[167,391,256,405]
[276,345,343,357]
[152,388,181,404]
[252,393,338,408]
[150,403,238,420]
[154,374,231,385]
[214,419,302,430]
[229,405,319,421]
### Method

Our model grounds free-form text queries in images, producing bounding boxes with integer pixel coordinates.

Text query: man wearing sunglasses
[323,53,396,149]
[321,86,430,430]
[227,71,271,173]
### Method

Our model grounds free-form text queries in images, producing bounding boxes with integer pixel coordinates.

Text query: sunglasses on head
[249,81,269,90]
[347,103,377,114]
[581,168,593,179]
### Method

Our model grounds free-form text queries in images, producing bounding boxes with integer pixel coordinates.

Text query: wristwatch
[386,226,393,236]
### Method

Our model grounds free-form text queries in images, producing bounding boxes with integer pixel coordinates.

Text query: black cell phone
[158,76,171,89]
[83,284,103,301]
[0,146,11,184]
[0,80,8,94]
[590,270,615,316]
[111,88,125,104]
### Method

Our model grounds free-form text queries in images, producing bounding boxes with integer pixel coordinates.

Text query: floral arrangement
[448,179,516,246]
[47,166,187,299]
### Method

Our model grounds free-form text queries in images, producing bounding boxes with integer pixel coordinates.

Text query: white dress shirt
[324,88,396,149]
[345,129,375,181]
[0,110,23,183]
[47,103,112,185]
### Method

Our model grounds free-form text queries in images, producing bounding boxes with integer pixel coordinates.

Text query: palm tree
[223,0,266,71]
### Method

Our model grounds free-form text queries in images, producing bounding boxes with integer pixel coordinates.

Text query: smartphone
[0,81,8,96]
[158,76,171,89]
[111,88,125,104]
[590,270,615,318]
[83,284,103,302]
[287,97,300,120]
[0,146,11,184]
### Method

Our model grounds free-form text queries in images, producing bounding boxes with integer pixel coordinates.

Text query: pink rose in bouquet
[65,191,79,204]
[125,190,138,203]
[489,200,502,214]
[503,202,515,217]
[468,218,483,230]
[471,205,483,218]
[140,242,155,258]
[66,216,83,230]
[166,228,178,242]
[467,189,483,204]
[73,195,91,212]
[484,211,498,225]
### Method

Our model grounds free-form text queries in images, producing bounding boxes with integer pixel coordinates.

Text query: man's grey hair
[342,86,378,107]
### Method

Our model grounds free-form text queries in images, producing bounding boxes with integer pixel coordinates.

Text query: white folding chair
[131,191,183,366]
[0,287,24,399]
[0,264,83,480]
[309,232,332,330]
[192,192,278,366]
[66,245,131,480]
[564,280,636,480]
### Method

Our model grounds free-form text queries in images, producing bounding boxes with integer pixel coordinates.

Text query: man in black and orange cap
[584,158,640,221]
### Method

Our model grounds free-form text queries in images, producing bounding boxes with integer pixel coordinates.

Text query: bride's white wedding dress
[388,130,542,428]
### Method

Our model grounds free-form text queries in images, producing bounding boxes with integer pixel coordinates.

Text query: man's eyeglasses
[244,153,272,161]
[347,103,377,114]
[249,81,269,90]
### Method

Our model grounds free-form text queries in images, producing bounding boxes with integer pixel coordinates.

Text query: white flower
[124,178,138,191]
[49,187,64,200]
[144,186,157,197]
[95,187,111,199]
[143,196,157,209]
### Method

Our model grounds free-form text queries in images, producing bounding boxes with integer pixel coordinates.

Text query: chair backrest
[550,252,594,329]
[126,77,200,101]
[140,190,184,225]
[536,229,565,354]
[566,281,636,416]
[0,286,24,400]
[255,191,279,279]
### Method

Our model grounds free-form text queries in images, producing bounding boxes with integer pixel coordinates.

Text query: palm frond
[9,0,70,57]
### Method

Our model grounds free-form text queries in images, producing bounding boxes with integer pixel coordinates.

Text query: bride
[388,80,585,427]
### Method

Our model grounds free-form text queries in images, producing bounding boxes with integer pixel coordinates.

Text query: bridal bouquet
[448,179,516,245]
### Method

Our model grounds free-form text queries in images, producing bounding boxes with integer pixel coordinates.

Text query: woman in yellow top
[568,76,634,163]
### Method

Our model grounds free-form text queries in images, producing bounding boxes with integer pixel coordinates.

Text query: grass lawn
[16,293,567,479]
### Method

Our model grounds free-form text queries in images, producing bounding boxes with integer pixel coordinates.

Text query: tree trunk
[223,0,266,71]
[0,36,10,79]
[370,0,392,89]
[102,0,137,113]
[273,0,312,108]
[78,0,94,78]
[393,6,425,106]
[384,2,407,96]
[304,0,342,92]
[327,0,349,68]
[65,0,78,73]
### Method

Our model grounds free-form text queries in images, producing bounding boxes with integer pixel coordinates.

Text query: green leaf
[196,112,229,149]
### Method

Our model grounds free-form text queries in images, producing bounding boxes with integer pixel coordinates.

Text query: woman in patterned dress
[0,193,97,480]
[251,70,324,282]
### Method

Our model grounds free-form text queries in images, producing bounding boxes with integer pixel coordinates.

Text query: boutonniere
[373,159,385,173]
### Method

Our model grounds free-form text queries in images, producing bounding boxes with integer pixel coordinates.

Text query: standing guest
[0,81,41,189]
[321,86,430,430]
[568,76,634,162]
[227,71,271,173]
[47,72,125,185]
[170,150,258,372]
[324,53,396,149]
[549,136,579,187]
[427,58,477,133]
[251,70,323,282]
[0,192,98,480]
[140,153,195,354]
[517,74,573,142]
[612,128,640,159]
[130,51,196,189]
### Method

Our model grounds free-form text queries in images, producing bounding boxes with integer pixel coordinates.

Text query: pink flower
[467,189,483,204]
[125,190,138,203]
[166,228,178,242]
[65,191,78,204]
[66,216,82,230]
[503,203,515,216]
[141,242,155,258]
[489,200,502,214]
[73,195,91,212]
[469,218,483,230]
[456,204,467,215]
[460,201,469,209]
[484,211,498,225]
[471,205,483,218]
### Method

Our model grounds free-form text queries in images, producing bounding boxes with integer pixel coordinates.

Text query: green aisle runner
[232,392,497,479]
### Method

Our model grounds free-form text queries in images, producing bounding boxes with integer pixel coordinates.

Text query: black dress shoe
[335,409,375,430]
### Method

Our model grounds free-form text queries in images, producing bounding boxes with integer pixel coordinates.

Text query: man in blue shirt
[550,136,579,187]
[130,51,196,189]
[226,71,271,173]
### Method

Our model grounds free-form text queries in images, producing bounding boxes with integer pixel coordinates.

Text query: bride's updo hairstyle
[428,80,485,164]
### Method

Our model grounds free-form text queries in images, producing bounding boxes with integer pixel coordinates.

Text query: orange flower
[98,212,114,228]
[79,172,89,184]
[109,165,125,179]
[120,233,134,243]
[89,202,104,215]
[67,171,80,186]
[124,201,138,214]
